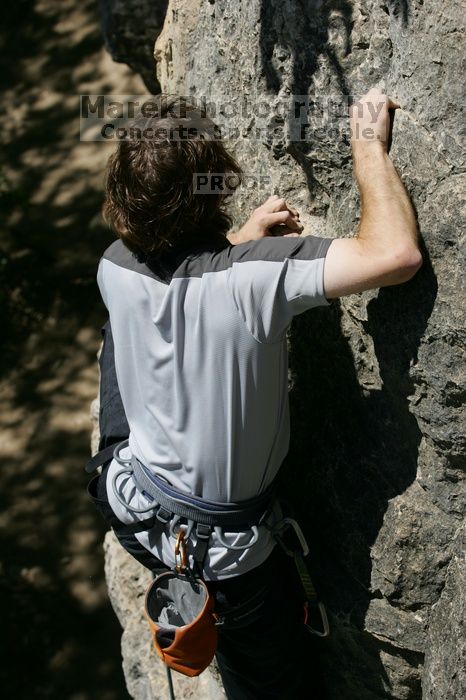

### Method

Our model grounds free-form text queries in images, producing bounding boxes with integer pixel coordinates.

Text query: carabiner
[272,518,309,557]
[174,528,188,572]
[304,601,330,638]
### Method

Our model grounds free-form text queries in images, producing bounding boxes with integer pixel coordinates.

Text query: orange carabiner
[174,528,188,572]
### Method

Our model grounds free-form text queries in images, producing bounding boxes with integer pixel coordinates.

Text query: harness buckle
[196,523,211,540]
[156,506,172,524]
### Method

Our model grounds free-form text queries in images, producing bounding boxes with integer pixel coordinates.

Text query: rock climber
[89,87,422,699]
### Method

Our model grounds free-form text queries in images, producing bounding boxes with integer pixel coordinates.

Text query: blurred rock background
[0,1,146,697]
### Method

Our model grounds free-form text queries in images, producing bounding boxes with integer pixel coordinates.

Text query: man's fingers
[271,198,287,213]
[260,197,301,220]
[349,87,401,149]
[263,194,280,204]
[262,210,303,231]
[260,196,286,213]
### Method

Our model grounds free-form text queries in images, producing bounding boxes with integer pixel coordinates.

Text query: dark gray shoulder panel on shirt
[173,234,335,279]
[102,239,189,284]
[102,235,335,281]
[102,240,159,279]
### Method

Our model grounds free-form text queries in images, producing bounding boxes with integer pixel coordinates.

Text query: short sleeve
[226,235,335,343]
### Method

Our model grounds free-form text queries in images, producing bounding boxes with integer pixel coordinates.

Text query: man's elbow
[389,246,423,283]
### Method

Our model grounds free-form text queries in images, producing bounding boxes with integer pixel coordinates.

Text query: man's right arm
[323,88,423,299]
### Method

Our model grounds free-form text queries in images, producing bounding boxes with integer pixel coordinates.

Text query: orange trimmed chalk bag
[144,568,218,677]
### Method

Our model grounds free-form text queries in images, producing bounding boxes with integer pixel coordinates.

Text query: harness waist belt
[131,455,276,529]
[86,440,330,635]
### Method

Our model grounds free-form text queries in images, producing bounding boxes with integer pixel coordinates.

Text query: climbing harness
[86,438,330,690]
[107,438,275,576]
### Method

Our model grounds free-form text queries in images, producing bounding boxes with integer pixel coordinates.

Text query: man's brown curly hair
[103,95,242,259]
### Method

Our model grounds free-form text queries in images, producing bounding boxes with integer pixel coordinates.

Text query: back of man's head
[103,95,242,260]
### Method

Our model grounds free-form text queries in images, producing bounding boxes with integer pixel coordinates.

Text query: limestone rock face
[423,523,466,700]
[97,1,465,698]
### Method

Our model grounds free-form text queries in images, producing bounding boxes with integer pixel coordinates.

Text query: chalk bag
[144,570,218,677]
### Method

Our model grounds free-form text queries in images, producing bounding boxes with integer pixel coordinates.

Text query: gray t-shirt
[97,234,335,579]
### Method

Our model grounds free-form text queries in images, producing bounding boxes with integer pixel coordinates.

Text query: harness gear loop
[111,440,157,514]
[112,466,157,513]
[213,524,260,550]
[174,528,188,573]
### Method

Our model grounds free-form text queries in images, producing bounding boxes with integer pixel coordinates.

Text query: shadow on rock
[278,241,435,698]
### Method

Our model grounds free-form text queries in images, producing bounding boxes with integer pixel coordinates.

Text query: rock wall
[97,1,465,698]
